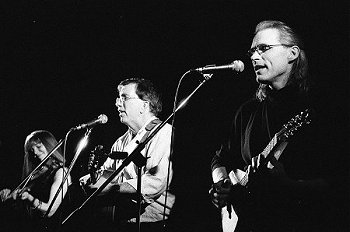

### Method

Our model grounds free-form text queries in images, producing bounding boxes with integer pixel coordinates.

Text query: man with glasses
[209,20,333,231]
[80,78,175,232]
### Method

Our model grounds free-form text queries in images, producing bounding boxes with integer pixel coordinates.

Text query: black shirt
[212,85,333,232]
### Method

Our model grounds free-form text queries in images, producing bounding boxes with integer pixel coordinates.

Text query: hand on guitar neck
[236,152,289,190]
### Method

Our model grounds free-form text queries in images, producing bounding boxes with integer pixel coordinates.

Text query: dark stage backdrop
[0,1,348,231]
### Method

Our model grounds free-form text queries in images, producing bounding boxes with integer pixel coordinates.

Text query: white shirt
[102,117,175,222]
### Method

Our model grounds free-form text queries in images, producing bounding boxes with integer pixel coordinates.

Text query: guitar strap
[139,118,163,143]
[91,118,163,223]
[121,118,163,220]
[135,118,162,173]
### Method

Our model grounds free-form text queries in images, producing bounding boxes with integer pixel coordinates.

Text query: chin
[256,75,271,84]
[120,117,129,126]
[256,77,267,84]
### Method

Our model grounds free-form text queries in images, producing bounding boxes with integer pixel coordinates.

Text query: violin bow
[10,139,65,195]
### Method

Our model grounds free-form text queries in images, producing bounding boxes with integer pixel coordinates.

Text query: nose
[250,50,261,60]
[115,98,120,106]
[32,147,40,155]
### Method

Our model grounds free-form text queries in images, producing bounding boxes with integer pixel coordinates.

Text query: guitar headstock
[87,145,107,173]
[280,109,312,140]
[87,145,108,184]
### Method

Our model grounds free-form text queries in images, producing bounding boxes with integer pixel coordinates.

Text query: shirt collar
[128,116,158,137]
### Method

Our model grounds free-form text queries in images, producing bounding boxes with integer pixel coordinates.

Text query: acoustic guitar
[220,109,312,232]
[84,145,139,223]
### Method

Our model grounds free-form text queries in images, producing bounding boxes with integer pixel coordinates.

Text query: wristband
[32,198,40,210]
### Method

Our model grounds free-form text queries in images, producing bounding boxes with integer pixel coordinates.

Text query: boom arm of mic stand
[61,71,211,225]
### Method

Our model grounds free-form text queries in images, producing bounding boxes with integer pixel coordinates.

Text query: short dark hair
[118,78,162,116]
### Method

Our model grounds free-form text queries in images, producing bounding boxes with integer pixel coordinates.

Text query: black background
[0,0,348,231]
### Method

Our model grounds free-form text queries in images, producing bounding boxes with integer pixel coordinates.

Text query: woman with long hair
[0,130,71,232]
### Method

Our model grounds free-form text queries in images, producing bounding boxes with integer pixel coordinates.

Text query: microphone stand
[61,71,213,232]
[44,128,92,219]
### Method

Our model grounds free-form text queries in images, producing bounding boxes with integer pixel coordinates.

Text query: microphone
[195,60,244,73]
[73,114,108,130]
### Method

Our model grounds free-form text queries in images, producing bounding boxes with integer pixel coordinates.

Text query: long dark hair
[22,130,64,179]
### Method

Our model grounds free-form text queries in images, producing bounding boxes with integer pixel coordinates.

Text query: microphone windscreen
[99,114,108,124]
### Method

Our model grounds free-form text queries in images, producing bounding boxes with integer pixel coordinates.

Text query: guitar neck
[231,131,285,186]
[261,133,278,158]
[260,126,288,161]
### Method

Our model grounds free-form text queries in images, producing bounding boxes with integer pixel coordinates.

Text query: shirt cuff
[212,167,228,183]
[124,178,138,191]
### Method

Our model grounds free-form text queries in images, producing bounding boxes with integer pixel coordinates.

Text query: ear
[140,101,150,114]
[288,45,300,62]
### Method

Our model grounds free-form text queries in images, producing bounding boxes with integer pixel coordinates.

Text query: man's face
[115,83,145,127]
[250,28,292,89]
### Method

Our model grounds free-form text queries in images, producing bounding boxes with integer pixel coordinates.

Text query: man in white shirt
[81,78,175,232]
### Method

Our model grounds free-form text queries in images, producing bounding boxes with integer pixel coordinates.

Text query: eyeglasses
[247,44,293,57]
[116,96,141,104]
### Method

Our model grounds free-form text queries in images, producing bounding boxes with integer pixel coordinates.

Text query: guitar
[87,145,108,185]
[83,146,138,222]
[220,109,312,232]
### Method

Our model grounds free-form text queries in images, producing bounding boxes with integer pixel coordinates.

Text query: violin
[11,156,62,197]
[29,157,61,183]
